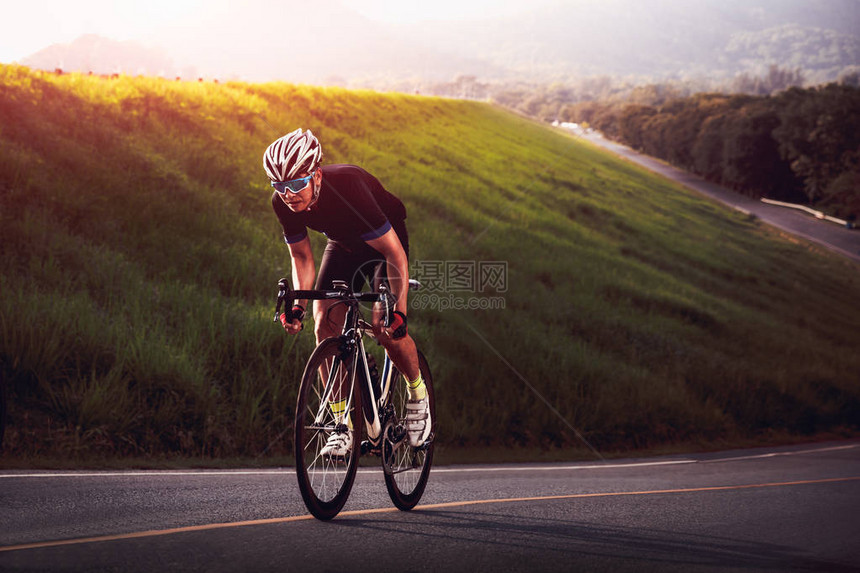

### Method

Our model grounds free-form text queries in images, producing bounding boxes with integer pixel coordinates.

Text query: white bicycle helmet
[263,128,323,181]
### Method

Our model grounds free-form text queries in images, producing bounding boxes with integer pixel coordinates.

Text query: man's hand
[371,302,388,340]
[280,305,305,335]
[372,303,407,341]
[388,310,408,339]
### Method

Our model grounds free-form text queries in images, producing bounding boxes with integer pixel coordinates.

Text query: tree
[721,105,796,198]
[617,105,656,150]
[774,84,860,204]
[731,65,805,96]
[692,113,730,182]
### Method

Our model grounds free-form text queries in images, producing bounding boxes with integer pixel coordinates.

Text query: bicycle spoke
[295,338,361,520]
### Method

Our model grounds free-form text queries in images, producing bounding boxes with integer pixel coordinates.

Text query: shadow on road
[338,509,855,572]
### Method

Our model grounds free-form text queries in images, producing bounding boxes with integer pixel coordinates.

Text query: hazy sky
[0,0,554,64]
[340,0,555,23]
[1,0,202,63]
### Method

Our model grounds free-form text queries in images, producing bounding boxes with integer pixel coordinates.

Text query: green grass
[1,64,859,465]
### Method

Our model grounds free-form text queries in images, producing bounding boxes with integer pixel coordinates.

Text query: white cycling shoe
[320,431,352,457]
[405,396,432,447]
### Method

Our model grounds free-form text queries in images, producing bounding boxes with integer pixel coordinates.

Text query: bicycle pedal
[416,433,435,451]
[360,440,381,456]
[322,454,350,465]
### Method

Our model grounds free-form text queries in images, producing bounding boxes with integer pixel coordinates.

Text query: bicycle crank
[381,419,409,475]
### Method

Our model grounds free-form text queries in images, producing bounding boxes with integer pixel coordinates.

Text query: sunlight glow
[340,0,553,23]
[1,0,557,64]
[0,0,203,63]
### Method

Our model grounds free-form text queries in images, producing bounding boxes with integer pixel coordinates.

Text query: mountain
[20,1,498,84]
[725,23,860,83]
[131,0,499,84]
[20,34,185,78]
[17,0,860,85]
[395,0,860,81]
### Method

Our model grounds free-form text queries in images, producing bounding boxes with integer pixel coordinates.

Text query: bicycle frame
[275,279,400,445]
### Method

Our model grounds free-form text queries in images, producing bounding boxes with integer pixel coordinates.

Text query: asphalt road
[2,441,859,572]
[578,131,860,263]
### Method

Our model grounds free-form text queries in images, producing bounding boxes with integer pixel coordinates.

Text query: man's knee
[313,315,335,342]
[313,321,331,343]
[380,332,414,354]
[313,301,342,341]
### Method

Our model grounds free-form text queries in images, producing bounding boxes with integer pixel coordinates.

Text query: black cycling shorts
[315,219,409,293]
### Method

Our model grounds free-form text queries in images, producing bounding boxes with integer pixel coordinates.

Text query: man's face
[278,170,320,212]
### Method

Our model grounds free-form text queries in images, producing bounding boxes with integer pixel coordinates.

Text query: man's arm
[366,228,409,315]
[365,227,420,381]
[285,237,316,333]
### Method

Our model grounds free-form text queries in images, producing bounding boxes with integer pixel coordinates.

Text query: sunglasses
[271,170,315,194]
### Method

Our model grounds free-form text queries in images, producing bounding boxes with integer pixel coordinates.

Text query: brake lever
[381,293,391,327]
[274,278,291,322]
[377,284,392,327]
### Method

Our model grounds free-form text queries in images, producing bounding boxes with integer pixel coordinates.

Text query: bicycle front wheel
[383,349,435,510]
[294,337,362,520]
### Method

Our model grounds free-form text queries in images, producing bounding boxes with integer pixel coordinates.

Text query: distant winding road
[580,132,860,263]
[2,441,859,572]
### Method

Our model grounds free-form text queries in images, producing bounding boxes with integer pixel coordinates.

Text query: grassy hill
[1,65,858,464]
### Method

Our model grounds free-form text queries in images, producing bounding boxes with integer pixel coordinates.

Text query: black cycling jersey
[272,164,407,248]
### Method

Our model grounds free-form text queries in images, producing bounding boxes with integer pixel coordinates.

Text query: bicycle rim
[383,350,435,510]
[295,337,362,520]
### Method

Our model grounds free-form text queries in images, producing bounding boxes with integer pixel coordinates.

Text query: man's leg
[379,332,420,382]
[376,328,430,447]
[314,298,353,456]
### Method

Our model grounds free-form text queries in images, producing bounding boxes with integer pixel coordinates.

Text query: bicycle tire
[294,337,362,520]
[382,349,435,510]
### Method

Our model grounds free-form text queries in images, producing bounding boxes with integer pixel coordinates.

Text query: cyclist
[264,128,430,456]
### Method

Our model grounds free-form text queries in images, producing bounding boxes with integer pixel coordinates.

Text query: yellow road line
[2,476,858,553]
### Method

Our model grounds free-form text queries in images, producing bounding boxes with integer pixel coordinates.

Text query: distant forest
[414,68,859,220]
[563,83,860,220]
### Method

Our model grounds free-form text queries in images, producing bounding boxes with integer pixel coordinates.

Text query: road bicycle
[274,277,435,520]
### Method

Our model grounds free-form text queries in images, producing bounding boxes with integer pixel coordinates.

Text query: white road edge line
[702,444,859,463]
[426,460,696,473]
[0,470,294,478]
[1,444,855,479]
[0,460,696,479]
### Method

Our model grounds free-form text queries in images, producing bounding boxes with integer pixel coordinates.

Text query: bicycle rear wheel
[382,350,435,510]
[294,337,362,520]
